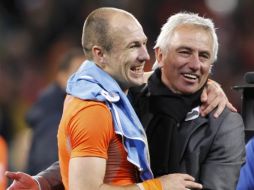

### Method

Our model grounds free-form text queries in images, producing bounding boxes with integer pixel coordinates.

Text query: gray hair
[154,12,219,62]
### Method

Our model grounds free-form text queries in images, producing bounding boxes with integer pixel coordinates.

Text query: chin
[178,87,197,95]
[186,89,199,95]
[129,76,143,85]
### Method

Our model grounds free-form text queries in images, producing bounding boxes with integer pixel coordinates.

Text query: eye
[178,50,191,57]
[199,52,210,61]
[130,42,141,48]
[180,50,190,54]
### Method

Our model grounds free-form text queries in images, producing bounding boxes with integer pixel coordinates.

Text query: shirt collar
[185,106,200,121]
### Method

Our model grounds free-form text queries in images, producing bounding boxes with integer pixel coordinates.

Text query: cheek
[168,63,181,78]
[200,66,211,81]
[202,64,211,74]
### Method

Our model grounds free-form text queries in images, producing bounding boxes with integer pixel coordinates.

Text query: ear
[91,46,105,66]
[209,64,213,74]
[154,47,163,67]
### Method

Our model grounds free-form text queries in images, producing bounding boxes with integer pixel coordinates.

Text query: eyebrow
[127,38,147,46]
[176,46,192,51]
[177,46,211,55]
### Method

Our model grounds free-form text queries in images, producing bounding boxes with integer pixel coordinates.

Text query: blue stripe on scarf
[66,60,153,180]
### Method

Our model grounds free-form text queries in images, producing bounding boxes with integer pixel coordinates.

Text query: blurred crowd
[0,0,254,180]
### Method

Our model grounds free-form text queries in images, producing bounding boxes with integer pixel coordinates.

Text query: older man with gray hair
[137,12,245,189]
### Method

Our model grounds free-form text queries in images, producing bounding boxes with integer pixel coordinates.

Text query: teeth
[132,66,143,73]
[183,73,197,80]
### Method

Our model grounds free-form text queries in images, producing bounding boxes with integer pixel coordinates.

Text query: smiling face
[156,24,214,94]
[102,14,150,91]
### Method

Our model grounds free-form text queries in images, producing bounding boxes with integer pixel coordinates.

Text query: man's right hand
[159,173,203,190]
[5,171,39,190]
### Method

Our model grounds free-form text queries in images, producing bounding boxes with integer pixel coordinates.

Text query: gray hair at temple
[154,12,219,62]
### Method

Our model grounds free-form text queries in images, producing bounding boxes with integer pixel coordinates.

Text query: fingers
[182,174,203,189]
[200,96,226,118]
[181,173,195,181]
[226,102,237,112]
[213,101,226,118]
[185,180,203,189]
[200,87,208,103]
[5,171,20,181]
[160,173,203,190]
[213,97,237,117]
[201,79,234,117]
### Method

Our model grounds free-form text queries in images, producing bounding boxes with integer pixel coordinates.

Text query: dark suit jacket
[144,107,245,190]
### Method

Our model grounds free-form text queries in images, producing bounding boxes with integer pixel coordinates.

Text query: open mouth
[130,65,144,74]
[183,73,199,80]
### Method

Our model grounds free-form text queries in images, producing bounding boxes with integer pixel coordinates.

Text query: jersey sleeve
[68,103,114,159]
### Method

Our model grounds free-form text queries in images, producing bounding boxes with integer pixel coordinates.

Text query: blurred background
[0,0,253,178]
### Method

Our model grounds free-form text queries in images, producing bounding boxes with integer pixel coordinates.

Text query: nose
[138,46,150,62]
[189,53,201,70]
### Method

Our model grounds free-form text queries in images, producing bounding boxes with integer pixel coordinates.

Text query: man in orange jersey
[6,7,235,190]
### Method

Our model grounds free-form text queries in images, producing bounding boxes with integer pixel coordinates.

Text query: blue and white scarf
[66,60,153,180]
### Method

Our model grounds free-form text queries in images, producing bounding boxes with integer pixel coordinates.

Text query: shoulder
[204,108,245,142]
[209,107,243,125]
[60,96,114,140]
[62,96,113,130]
[64,95,110,113]
[207,108,245,146]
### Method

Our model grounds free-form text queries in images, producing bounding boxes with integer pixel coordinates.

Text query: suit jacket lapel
[178,116,208,162]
